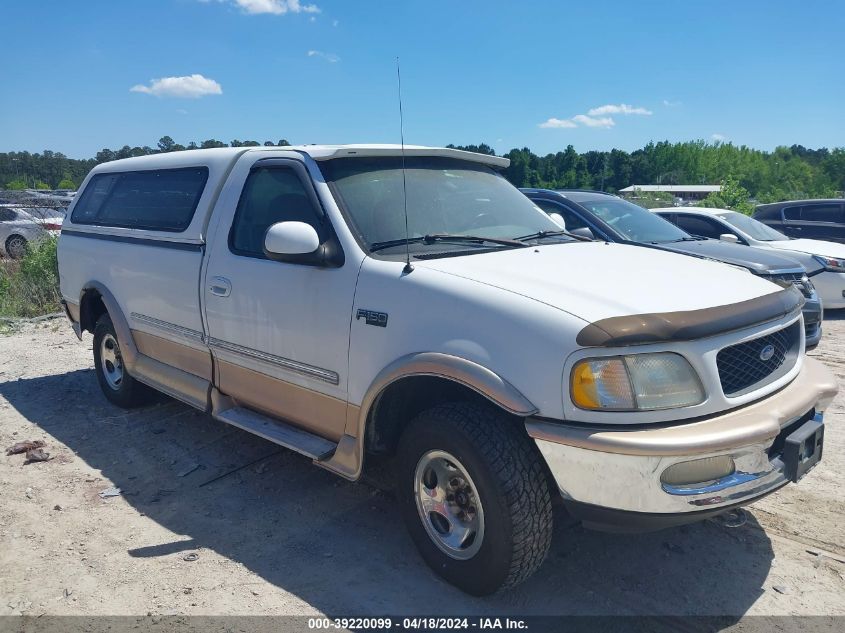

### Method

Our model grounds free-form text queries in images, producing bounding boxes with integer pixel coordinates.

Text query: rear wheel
[6,235,27,259]
[396,402,553,595]
[93,314,155,408]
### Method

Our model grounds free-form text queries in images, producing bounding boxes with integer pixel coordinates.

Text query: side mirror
[549,213,566,229]
[264,221,320,256]
[569,227,595,240]
[719,233,740,244]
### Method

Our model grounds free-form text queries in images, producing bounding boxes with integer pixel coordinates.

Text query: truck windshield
[321,157,565,254]
[571,195,691,244]
[717,211,789,241]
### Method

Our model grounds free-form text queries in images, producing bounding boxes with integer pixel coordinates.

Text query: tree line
[1,137,843,203]
[0,136,291,191]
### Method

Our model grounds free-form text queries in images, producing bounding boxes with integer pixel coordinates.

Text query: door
[202,156,359,441]
[783,203,845,242]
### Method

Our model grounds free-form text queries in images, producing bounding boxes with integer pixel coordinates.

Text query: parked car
[655,207,845,310]
[521,189,825,347]
[0,206,63,258]
[754,199,845,244]
[58,147,837,595]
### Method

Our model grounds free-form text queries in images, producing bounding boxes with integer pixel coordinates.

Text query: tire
[396,402,553,595]
[6,235,27,259]
[92,314,155,408]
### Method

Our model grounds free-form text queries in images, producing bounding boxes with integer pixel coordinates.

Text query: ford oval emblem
[759,344,776,362]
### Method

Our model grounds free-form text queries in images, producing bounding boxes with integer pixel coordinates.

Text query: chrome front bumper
[526,357,838,531]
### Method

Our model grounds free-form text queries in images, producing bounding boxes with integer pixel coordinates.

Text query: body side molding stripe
[130,312,205,341]
[207,337,340,385]
[129,313,339,384]
[62,229,203,252]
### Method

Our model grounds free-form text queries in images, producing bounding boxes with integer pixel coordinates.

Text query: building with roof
[618,184,721,203]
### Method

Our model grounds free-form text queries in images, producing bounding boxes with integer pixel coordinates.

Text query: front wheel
[93,314,155,408]
[396,402,553,595]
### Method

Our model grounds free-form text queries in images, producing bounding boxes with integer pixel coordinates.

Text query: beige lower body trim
[65,300,81,323]
[217,360,347,442]
[133,354,211,411]
[132,329,212,381]
[526,356,838,457]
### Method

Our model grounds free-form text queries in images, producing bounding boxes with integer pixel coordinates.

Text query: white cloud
[573,114,615,128]
[332,19,339,26]
[307,50,340,63]
[588,103,652,116]
[206,0,320,16]
[711,133,726,141]
[539,117,578,129]
[540,102,654,130]
[662,99,682,107]
[130,74,223,98]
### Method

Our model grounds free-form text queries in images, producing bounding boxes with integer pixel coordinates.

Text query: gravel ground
[0,315,844,618]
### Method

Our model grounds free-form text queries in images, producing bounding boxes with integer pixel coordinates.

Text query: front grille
[717,322,801,396]
[762,272,814,298]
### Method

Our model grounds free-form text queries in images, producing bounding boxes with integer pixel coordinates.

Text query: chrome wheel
[6,236,26,259]
[99,333,124,390]
[414,450,485,560]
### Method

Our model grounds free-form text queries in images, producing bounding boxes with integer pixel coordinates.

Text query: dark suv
[754,199,845,244]
[521,189,824,347]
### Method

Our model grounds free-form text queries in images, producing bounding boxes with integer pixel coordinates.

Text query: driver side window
[229,166,323,259]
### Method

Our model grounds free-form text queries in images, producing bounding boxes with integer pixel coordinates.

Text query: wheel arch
[343,352,538,480]
[78,282,140,370]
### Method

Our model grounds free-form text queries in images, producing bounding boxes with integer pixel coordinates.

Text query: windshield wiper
[369,233,526,253]
[514,229,590,243]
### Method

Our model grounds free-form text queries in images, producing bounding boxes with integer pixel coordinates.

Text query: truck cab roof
[87,145,511,175]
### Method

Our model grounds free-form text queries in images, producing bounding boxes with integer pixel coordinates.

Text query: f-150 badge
[356,309,388,328]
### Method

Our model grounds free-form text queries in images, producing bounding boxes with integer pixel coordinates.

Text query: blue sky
[2,0,844,158]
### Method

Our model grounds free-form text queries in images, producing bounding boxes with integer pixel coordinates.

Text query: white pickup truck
[58,145,837,595]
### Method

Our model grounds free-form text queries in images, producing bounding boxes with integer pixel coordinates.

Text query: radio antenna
[397,57,413,274]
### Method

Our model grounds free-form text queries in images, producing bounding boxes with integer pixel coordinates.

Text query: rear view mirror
[264,221,320,256]
[549,213,566,229]
[719,233,740,244]
[569,227,595,240]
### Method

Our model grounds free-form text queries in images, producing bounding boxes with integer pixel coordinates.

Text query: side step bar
[215,406,337,461]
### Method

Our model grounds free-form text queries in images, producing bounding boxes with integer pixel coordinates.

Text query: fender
[80,282,140,372]
[322,352,538,481]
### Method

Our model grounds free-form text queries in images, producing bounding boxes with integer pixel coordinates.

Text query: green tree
[698,175,754,214]
[5,179,27,190]
[57,178,76,189]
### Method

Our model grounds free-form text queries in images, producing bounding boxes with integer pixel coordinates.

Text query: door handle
[209,276,232,297]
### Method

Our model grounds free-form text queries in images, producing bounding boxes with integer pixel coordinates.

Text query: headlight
[570,352,705,411]
[813,255,845,272]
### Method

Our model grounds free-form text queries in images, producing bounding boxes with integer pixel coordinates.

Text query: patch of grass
[0,237,61,318]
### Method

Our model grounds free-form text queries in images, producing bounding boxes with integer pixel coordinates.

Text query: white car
[0,206,64,258]
[57,146,837,595]
[654,207,845,310]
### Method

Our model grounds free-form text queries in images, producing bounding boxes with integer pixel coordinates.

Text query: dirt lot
[1,315,844,618]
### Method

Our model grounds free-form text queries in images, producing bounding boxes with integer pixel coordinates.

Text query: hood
[768,238,845,261]
[652,239,805,274]
[413,242,783,324]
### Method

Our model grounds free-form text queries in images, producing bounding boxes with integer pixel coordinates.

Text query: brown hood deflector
[576,287,804,347]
